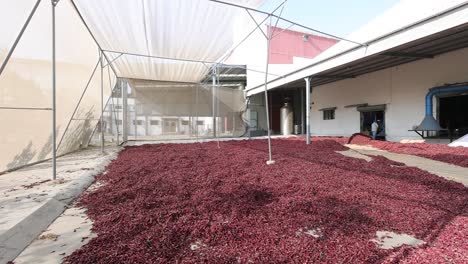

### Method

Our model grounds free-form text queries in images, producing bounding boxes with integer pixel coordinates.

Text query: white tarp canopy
[74,0,264,83]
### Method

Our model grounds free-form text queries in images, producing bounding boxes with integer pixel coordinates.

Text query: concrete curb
[0,171,96,263]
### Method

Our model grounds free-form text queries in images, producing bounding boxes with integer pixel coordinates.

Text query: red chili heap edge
[65,139,467,263]
[347,134,468,168]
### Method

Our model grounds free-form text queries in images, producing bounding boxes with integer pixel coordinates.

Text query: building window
[323,109,335,120]
[196,120,204,126]
[150,120,160,126]
[181,120,189,126]
[116,120,123,125]
[133,120,143,125]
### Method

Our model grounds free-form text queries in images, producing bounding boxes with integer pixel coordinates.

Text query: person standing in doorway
[371,120,379,140]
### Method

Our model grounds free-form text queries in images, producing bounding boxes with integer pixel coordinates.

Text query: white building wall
[311,47,468,142]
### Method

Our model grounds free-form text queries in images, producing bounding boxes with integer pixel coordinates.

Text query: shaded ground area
[348,134,468,168]
[0,147,120,263]
[65,139,467,263]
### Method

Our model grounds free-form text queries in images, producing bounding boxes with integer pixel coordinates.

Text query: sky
[258,0,401,38]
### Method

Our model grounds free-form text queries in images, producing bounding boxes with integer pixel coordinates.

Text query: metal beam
[107,66,120,145]
[217,13,271,64]
[122,79,128,142]
[212,66,217,138]
[100,52,104,153]
[0,107,52,111]
[208,0,365,47]
[245,10,267,39]
[70,0,119,77]
[0,0,42,78]
[271,23,295,39]
[314,74,356,79]
[381,52,434,59]
[71,118,100,121]
[103,53,124,68]
[103,50,217,65]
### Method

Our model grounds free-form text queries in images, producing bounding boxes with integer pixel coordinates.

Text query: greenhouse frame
[2,0,335,176]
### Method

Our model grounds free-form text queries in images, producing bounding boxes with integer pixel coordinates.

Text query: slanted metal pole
[51,0,58,180]
[100,52,104,152]
[305,77,311,144]
[0,0,42,78]
[212,66,217,138]
[57,59,100,152]
[264,19,274,165]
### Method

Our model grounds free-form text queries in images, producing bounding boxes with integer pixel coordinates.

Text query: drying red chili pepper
[65,139,467,264]
[348,134,468,168]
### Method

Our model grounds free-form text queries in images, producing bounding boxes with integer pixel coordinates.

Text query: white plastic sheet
[74,0,263,83]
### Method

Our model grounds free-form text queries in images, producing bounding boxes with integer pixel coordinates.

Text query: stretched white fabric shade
[74,0,263,83]
[105,51,211,83]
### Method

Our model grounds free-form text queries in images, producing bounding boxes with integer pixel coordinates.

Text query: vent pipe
[417,84,468,130]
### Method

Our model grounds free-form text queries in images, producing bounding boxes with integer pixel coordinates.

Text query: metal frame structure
[0,0,369,177]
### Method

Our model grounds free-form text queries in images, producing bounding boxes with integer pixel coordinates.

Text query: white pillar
[305,77,311,145]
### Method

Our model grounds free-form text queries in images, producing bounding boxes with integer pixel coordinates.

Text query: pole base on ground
[266,160,276,165]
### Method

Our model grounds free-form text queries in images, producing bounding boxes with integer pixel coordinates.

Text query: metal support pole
[264,19,274,165]
[122,79,128,142]
[212,66,217,138]
[246,97,251,139]
[51,0,58,180]
[305,77,311,144]
[107,67,119,145]
[195,85,199,142]
[100,52,104,153]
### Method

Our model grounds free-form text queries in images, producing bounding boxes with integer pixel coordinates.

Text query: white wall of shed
[310,47,468,142]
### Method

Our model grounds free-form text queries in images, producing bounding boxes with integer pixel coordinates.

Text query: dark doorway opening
[439,94,468,139]
[360,111,385,140]
[268,88,305,135]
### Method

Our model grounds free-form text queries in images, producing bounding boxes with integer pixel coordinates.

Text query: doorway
[163,118,178,134]
[438,94,468,139]
[360,111,385,140]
